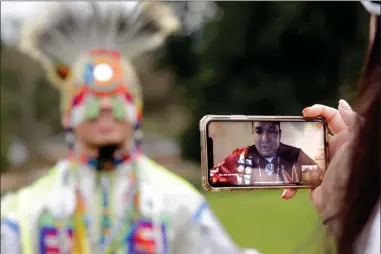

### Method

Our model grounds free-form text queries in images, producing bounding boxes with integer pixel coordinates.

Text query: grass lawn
[204,190,330,254]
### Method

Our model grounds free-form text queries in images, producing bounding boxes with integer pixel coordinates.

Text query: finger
[308,189,313,200]
[309,186,324,214]
[339,111,365,133]
[281,189,297,200]
[338,100,357,127]
[328,129,350,159]
[302,104,347,135]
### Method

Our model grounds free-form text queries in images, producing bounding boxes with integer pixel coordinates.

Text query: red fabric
[213,147,249,185]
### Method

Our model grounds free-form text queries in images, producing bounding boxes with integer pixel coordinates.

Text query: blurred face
[253,122,281,158]
[72,96,132,147]
[60,51,142,149]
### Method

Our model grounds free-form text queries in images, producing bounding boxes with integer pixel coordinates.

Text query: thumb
[309,186,324,215]
[338,99,356,127]
[338,99,365,129]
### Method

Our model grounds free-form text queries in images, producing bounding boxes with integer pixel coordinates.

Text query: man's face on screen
[253,122,281,158]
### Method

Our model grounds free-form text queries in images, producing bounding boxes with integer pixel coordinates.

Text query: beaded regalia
[15,2,180,253]
[19,1,180,134]
[1,2,260,254]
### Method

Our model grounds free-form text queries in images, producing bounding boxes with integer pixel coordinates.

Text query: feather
[18,2,181,89]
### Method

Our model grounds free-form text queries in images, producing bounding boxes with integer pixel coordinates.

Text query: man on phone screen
[210,121,323,186]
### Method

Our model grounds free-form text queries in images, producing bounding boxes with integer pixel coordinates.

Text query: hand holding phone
[200,115,329,192]
[282,100,358,201]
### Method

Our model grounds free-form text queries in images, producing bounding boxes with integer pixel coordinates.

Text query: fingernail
[339,99,352,111]
[281,190,287,199]
[302,107,309,114]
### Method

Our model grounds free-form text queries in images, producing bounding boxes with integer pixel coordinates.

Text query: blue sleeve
[1,218,22,254]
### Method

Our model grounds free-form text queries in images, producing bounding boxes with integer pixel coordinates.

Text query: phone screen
[206,120,327,188]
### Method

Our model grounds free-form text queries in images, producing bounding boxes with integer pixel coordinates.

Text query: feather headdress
[18,1,180,97]
[17,2,180,128]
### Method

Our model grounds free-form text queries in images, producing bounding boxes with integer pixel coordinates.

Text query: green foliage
[0,143,8,172]
[166,2,369,162]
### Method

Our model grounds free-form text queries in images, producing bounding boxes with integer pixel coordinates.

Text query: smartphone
[200,115,329,192]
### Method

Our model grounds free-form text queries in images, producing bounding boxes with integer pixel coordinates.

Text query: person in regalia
[211,121,323,186]
[0,2,260,254]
